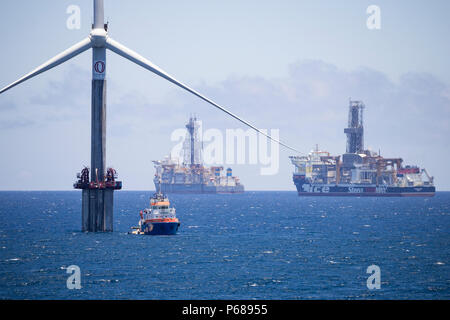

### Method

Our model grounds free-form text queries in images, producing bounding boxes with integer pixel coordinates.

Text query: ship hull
[297,191,435,197]
[155,182,244,194]
[294,179,435,197]
[141,222,180,235]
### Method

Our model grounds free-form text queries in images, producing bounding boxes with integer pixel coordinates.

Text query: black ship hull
[294,177,435,197]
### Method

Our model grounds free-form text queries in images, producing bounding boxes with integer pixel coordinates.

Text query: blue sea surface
[0,191,449,299]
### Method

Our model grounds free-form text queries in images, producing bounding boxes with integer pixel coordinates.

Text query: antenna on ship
[158,176,162,195]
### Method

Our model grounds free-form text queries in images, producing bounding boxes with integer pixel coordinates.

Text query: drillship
[290,100,435,197]
[153,116,244,194]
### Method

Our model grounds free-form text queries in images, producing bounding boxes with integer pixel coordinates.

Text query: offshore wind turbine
[0,0,299,232]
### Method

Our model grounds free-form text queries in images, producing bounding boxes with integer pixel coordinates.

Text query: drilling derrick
[183,116,202,166]
[344,100,365,154]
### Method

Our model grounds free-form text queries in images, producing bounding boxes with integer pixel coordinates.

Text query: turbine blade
[0,37,92,94]
[106,37,300,153]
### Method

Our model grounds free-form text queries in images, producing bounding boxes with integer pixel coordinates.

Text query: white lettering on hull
[348,187,363,193]
[376,186,387,193]
[302,185,330,193]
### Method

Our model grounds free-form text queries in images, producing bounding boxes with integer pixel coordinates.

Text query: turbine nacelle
[90,28,108,48]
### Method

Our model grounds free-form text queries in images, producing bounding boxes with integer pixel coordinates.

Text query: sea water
[0,191,448,299]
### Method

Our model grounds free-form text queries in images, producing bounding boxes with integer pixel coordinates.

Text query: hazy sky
[0,0,449,190]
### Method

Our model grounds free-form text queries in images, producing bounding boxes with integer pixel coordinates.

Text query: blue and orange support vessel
[130,192,180,235]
